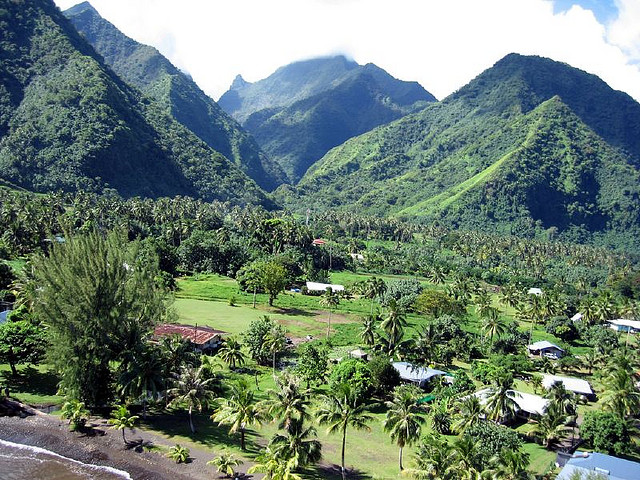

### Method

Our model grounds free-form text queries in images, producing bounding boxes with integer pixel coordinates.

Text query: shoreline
[0,407,238,480]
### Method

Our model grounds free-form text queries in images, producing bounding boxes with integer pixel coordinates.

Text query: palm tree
[108,405,139,445]
[264,323,288,373]
[406,432,453,479]
[481,312,507,345]
[452,395,483,434]
[427,265,446,285]
[166,444,190,464]
[212,378,262,450]
[489,448,533,480]
[600,367,640,419]
[217,336,246,370]
[207,453,243,478]
[269,417,322,470]
[60,399,90,431]
[383,384,428,471]
[360,314,379,347]
[248,446,301,480]
[363,277,386,314]
[320,287,340,339]
[532,407,570,450]
[260,373,311,432]
[168,365,216,434]
[446,436,483,479]
[118,346,164,419]
[316,384,373,480]
[380,299,407,343]
[485,376,519,423]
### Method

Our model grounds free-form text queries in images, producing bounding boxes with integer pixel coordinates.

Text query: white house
[305,281,345,293]
[392,362,447,388]
[542,374,594,399]
[528,287,543,296]
[471,388,549,419]
[527,340,564,359]
[608,319,640,334]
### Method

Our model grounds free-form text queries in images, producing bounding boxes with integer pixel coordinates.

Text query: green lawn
[0,364,63,406]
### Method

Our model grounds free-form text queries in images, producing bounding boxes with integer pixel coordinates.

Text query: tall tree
[383,384,428,471]
[217,336,246,370]
[316,384,373,480]
[212,378,262,450]
[168,365,216,434]
[320,287,340,339]
[30,230,168,406]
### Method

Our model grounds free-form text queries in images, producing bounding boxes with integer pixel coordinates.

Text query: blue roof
[557,452,640,480]
[391,362,446,383]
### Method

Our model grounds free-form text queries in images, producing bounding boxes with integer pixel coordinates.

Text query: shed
[392,362,447,388]
[556,451,640,480]
[542,374,594,399]
[305,281,344,292]
[349,349,368,361]
[154,324,225,353]
[527,340,564,359]
[608,319,640,334]
[528,287,543,296]
[571,312,583,322]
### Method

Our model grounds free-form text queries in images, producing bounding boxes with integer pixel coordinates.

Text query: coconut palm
[168,365,216,434]
[207,453,243,478]
[118,346,164,419]
[381,299,407,340]
[406,432,453,480]
[108,405,139,445]
[600,367,640,418]
[320,287,340,339]
[489,448,534,480]
[452,395,483,434]
[532,407,570,450]
[260,373,312,432]
[485,376,519,423]
[360,314,379,347]
[217,336,246,370]
[212,378,262,450]
[264,323,288,373]
[269,417,322,469]
[481,312,507,345]
[383,384,428,471]
[166,444,190,464]
[316,384,373,480]
[248,446,301,480]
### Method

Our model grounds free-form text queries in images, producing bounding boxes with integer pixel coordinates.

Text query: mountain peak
[230,74,250,90]
[64,1,97,16]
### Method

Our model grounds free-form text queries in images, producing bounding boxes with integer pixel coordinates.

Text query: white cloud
[54,0,640,102]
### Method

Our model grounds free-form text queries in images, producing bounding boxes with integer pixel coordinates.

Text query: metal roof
[392,362,446,383]
[154,324,225,345]
[528,340,564,351]
[472,388,549,416]
[543,374,593,395]
[557,452,640,480]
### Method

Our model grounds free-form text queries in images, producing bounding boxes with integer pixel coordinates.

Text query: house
[608,319,640,334]
[305,281,345,293]
[349,349,368,361]
[542,374,594,400]
[392,362,447,388]
[571,312,583,322]
[471,388,549,419]
[527,340,564,359]
[528,287,543,296]
[556,451,640,480]
[154,324,225,353]
[349,253,364,262]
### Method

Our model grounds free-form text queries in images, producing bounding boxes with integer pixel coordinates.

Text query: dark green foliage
[580,411,632,456]
[295,343,329,388]
[178,229,252,276]
[328,358,372,399]
[545,316,580,342]
[0,0,271,206]
[64,2,285,191]
[0,261,14,290]
[368,354,401,397]
[464,421,523,469]
[584,325,619,353]
[243,315,276,366]
[414,290,467,318]
[380,278,423,311]
[0,306,46,375]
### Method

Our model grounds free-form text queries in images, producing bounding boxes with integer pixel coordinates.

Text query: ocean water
[0,439,132,480]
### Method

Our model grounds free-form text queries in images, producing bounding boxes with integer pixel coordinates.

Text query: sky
[53,0,640,103]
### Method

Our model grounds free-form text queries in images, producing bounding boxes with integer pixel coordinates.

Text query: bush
[545,316,579,342]
[580,411,632,456]
[328,358,372,399]
[464,421,522,469]
[368,354,401,397]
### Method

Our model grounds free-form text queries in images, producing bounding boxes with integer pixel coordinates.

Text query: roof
[392,362,446,383]
[154,324,225,345]
[305,281,344,292]
[0,309,11,324]
[528,340,564,352]
[350,349,368,357]
[542,374,593,395]
[556,452,640,480]
[609,319,640,330]
[571,312,583,322]
[528,287,543,295]
[472,388,549,416]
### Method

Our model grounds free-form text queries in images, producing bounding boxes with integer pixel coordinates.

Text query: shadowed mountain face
[219,56,436,182]
[282,54,640,250]
[64,1,286,191]
[0,0,272,207]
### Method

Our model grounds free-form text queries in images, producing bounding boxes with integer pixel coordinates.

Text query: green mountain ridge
[219,55,436,182]
[0,0,272,207]
[282,54,640,249]
[64,1,285,191]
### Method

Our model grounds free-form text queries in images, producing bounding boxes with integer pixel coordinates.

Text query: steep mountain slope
[285,54,640,247]
[219,56,436,182]
[64,1,285,191]
[0,0,272,206]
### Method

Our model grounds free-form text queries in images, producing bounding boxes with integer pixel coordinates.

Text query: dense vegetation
[219,56,436,182]
[0,0,272,206]
[284,54,640,252]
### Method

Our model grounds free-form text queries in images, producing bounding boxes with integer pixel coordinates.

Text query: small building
[154,324,225,353]
[349,253,364,262]
[527,340,564,359]
[528,287,543,296]
[471,388,549,420]
[392,362,447,388]
[571,312,583,322]
[305,281,345,293]
[542,374,594,400]
[349,349,368,361]
[608,319,640,334]
[556,451,640,480]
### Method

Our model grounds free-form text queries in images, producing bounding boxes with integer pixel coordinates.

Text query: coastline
[0,409,227,480]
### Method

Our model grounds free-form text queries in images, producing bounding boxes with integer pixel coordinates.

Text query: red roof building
[154,324,225,352]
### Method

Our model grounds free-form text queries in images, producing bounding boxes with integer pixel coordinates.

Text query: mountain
[219,56,436,182]
[63,1,285,191]
[0,0,273,206]
[283,54,640,249]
